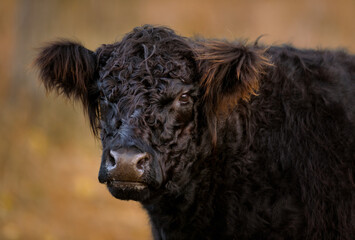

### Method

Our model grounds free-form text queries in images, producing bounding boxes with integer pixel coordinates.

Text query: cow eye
[178,93,190,104]
[114,119,122,129]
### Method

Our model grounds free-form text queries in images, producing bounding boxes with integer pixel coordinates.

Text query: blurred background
[0,0,354,239]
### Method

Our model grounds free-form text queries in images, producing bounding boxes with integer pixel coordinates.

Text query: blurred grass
[0,0,354,239]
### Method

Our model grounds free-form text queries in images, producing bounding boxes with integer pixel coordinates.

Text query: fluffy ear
[34,40,97,106]
[34,40,99,134]
[196,40,271,144]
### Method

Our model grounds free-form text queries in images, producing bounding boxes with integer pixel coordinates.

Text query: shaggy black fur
[35,25,354,240]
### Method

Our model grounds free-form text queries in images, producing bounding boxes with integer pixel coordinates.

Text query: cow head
[35,25,269,202]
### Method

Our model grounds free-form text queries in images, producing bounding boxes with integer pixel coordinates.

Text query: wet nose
[102,148,151,183]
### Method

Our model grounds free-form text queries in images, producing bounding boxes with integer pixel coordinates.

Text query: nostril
[108,150,117,167]
[137,156,150,171]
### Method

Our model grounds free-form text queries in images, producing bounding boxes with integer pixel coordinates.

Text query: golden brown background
[0,0,354,239]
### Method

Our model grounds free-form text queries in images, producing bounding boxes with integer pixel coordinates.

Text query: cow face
[35,25,269,202]
[95,27,200,201]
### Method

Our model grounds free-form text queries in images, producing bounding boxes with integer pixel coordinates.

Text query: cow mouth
[108,180,147,189]
[106,180,150,201]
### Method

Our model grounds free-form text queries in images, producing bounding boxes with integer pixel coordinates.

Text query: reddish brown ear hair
[34,40,97,104]
[34,40,99,134]
[196,40,271,144]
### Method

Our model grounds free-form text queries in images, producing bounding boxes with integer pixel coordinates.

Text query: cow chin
[107,181,150,201]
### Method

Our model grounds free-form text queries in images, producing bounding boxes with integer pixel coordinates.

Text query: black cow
[35,25,354,240]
